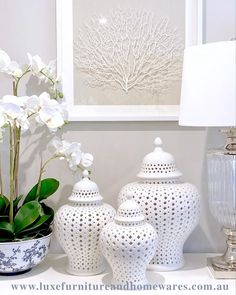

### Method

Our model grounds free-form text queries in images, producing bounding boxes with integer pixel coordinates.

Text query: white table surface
[0,254,235,295]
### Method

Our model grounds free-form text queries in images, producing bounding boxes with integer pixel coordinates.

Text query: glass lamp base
[207,128,236,279]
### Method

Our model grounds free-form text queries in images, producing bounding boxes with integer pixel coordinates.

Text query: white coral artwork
[74,9,183,94]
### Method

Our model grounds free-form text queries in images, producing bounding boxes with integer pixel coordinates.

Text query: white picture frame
[56,0,204,121]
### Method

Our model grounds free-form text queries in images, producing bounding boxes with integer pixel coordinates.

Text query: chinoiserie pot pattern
[0,232,51,275]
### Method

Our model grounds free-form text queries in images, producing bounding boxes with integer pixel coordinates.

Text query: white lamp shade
[179,41,236,127]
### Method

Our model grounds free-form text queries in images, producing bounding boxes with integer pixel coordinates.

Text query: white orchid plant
[0,49,93,242]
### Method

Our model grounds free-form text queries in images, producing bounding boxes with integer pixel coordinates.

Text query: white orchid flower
[0,105,7,128]
[0,96,30,131]
[49,138,81,156]
[48,137,92,172]
[38,92,57,106]
[0,50,24,78]
[2,103,22,121]
[0,113,6,128]
[34,92,67,132]
[27,53,45,74]
[81,153,94,168]
[39,60,57,83]
[36,107,65,132]
[0,49,11,72]
[7,61,23,78]
[64,142,81,156]
[68,150,82,171]
[15,111,30,132]
[48,136,63,152]
[2,95,28,107]
[25,95,41,114]
[0,92,67,132]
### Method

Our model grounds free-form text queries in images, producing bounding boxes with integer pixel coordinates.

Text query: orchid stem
[0,156,3,195]
[9,126,14,224]
[12,81,21,198]
[36,156,57,199]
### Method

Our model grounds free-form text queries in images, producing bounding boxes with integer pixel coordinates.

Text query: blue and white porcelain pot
[0,232,51,275]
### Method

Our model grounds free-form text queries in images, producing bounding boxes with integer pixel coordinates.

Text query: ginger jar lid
[115,194,145,224]
[68,170,103,203]
[137,137,182,180]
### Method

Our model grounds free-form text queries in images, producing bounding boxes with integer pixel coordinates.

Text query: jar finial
[82,169,89,178]
[154,137,162,146]
[154,137,163,152]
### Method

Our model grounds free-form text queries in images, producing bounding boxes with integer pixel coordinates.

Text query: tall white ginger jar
[54,170,116,276]
[118,137,200,271]
[100,194,158,286]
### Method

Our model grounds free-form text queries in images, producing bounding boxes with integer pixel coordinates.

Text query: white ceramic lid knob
[68,170,103,203]
[115,192,145,224]
[137,137,182,180]
[82,169,89,178]
[154,137,163,152]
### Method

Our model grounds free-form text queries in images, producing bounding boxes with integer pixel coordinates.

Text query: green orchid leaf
[14,201,41,234]
[0,221,15,240]
[0,221,14,233]
[24,178,59,204]
[0,195,9,206]
[0,195,9,215]
[41,203,54,224]
[0,215,9,222]
[19,214,51,235]
[0,198,5,214]
[0,236,13,242]
[13,194,24,209]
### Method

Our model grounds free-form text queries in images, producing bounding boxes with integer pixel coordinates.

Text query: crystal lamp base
[207,128,236,279]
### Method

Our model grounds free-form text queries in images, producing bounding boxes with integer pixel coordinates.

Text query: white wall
[0,0,234,253]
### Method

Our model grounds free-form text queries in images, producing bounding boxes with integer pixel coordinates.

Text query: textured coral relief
[74,8,183,94]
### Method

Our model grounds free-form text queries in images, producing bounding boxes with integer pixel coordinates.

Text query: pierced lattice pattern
[100,221,158,285]
[118,182,200,271]
[54,202,115,275]
[140,163,176,175]
[72,190,99,199]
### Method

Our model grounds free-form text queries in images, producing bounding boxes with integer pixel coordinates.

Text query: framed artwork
[56,0,204,121]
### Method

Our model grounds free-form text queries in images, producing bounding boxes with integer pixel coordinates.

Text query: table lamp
[179,41,236,279]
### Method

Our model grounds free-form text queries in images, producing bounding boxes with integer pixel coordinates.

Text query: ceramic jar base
[111,278,148,286]
[66,265,105,276]
[147,260,184,272]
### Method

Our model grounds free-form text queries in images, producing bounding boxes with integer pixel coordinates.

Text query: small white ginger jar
[100,194,158,286]
[118,137,200,271]
[54,170,116,276]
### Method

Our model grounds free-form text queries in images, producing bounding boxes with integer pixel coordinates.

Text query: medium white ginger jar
[54,170,116,276]
[100,194,158,286]
[118,137,200,271]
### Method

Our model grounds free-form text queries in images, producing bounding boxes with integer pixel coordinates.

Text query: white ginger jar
[54,170,116,276]
[118,137,200,271]
[100,194,158,286]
